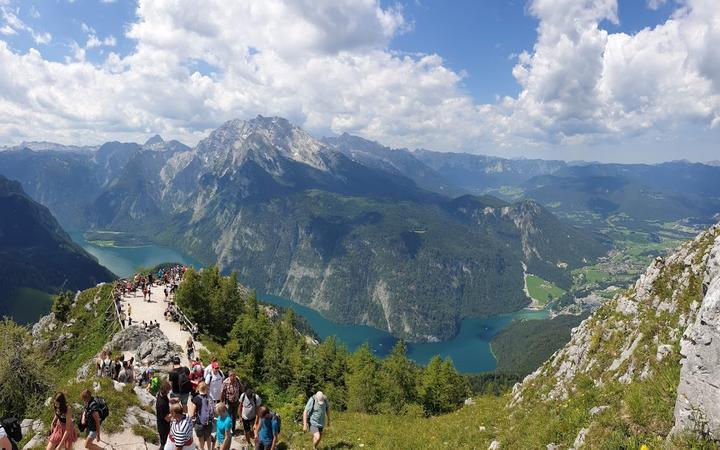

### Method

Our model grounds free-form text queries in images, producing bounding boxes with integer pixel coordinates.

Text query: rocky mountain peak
[194,115,332,172]
[144,134,164,146]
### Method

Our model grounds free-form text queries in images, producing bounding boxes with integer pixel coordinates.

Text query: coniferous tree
[51,290,73,323]
[379,340,417,412]
[346,343,381,413]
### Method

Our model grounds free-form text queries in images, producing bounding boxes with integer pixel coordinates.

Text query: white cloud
[1,4,50,44]
[647,0,667,10]
[0,0,717,161]
[86,34,116,48]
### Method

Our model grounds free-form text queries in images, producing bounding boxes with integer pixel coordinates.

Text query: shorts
[194,423,213,440]
[310,425,324,434]
[255,441,274,450]
[242,418,255,433]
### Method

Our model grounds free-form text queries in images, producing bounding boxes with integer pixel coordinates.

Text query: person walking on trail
[220,371,242,435]
[169,357,192,409]
[165,403,195,450]
[253,406,280,450]
[303,391,330,450]
[214,403,232,450]
[239,387,261,447]
[189,382,214,450]
[47,392,78,450]
[186,337,195,362]
[156,381,172,450]
[205,362,224,402]
[80,390,102,450]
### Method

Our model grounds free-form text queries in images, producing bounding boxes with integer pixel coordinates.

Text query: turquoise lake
[69,231,548,373]
[69,231,203,278]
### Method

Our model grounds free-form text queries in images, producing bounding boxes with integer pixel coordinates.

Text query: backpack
[271,413,281,435]
[197,395,214,426]
[101,360,112,377]
[92,397,110,422]
[240,393,257,408]
[1,417,22,442]
[177,368,191,393]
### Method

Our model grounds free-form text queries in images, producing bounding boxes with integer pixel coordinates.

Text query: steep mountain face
[86,116,606,342]
[499,222,720,446]
[446,196,609,289]
[0,176,114,316]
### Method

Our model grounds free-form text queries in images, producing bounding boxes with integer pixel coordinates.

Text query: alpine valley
[2,116,719,346]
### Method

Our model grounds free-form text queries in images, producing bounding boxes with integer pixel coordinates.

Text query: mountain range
[9,116,720,341]
[0,175,114,319]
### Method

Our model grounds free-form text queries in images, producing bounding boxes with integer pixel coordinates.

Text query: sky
[0,0,718,163]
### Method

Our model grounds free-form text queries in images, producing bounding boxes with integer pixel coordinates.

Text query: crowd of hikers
[15,265,329,450]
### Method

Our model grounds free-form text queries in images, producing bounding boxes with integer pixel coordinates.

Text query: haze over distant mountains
[1,116,719,341]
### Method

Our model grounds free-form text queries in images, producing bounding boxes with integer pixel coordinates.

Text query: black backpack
[178,369,192,393]
[91,397,110,422]
[1,417,22,442]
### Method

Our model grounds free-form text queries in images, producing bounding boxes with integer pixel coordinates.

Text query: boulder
[572,428,588,449]
[32,313,55,337]
[134,386,156,407]
[136,333,182,367]
[113,380,125,392]
[108,325,161,352]
[20,419,33,437]
[22,434,44,450]
[488,440,500,450]
[124,406,156,428]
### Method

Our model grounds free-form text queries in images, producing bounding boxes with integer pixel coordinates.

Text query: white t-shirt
[0,424,7,439]
[205,371,224,401]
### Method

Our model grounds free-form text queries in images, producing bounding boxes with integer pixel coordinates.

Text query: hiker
[0,425,10,450]
[239,387,261,447]
[145,369,160,395]
[220,371,242,434]
[156,381,172,450]
[169,357,192,409]
[189,364,205,393]
[186,337,195,362]
[80,390,103,450]
[112,355,123,380]
[119,310,126,328]
[203,357,217,379]
[253,406,280,450]
[214,403,232,450]
[189,382,213,450]
[47,392,78,450]
[204,362,224,402]
[165,403,195,450]
[303,391,330,450]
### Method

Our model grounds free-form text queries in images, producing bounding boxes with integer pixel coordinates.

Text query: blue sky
[0,0,718,163]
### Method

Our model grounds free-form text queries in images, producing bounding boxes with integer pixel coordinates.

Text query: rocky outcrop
[508,223,720,446]
[105,325,182,367]
[672,234,720,439]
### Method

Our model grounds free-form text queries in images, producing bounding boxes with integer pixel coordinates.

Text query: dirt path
[121,282,206,365]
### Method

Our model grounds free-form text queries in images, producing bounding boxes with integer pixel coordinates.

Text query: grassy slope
[526,274,566,305]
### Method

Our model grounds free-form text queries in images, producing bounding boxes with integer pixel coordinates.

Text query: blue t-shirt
[304,397,329,427]
[257,415,280,444]
[216,414,232,444]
